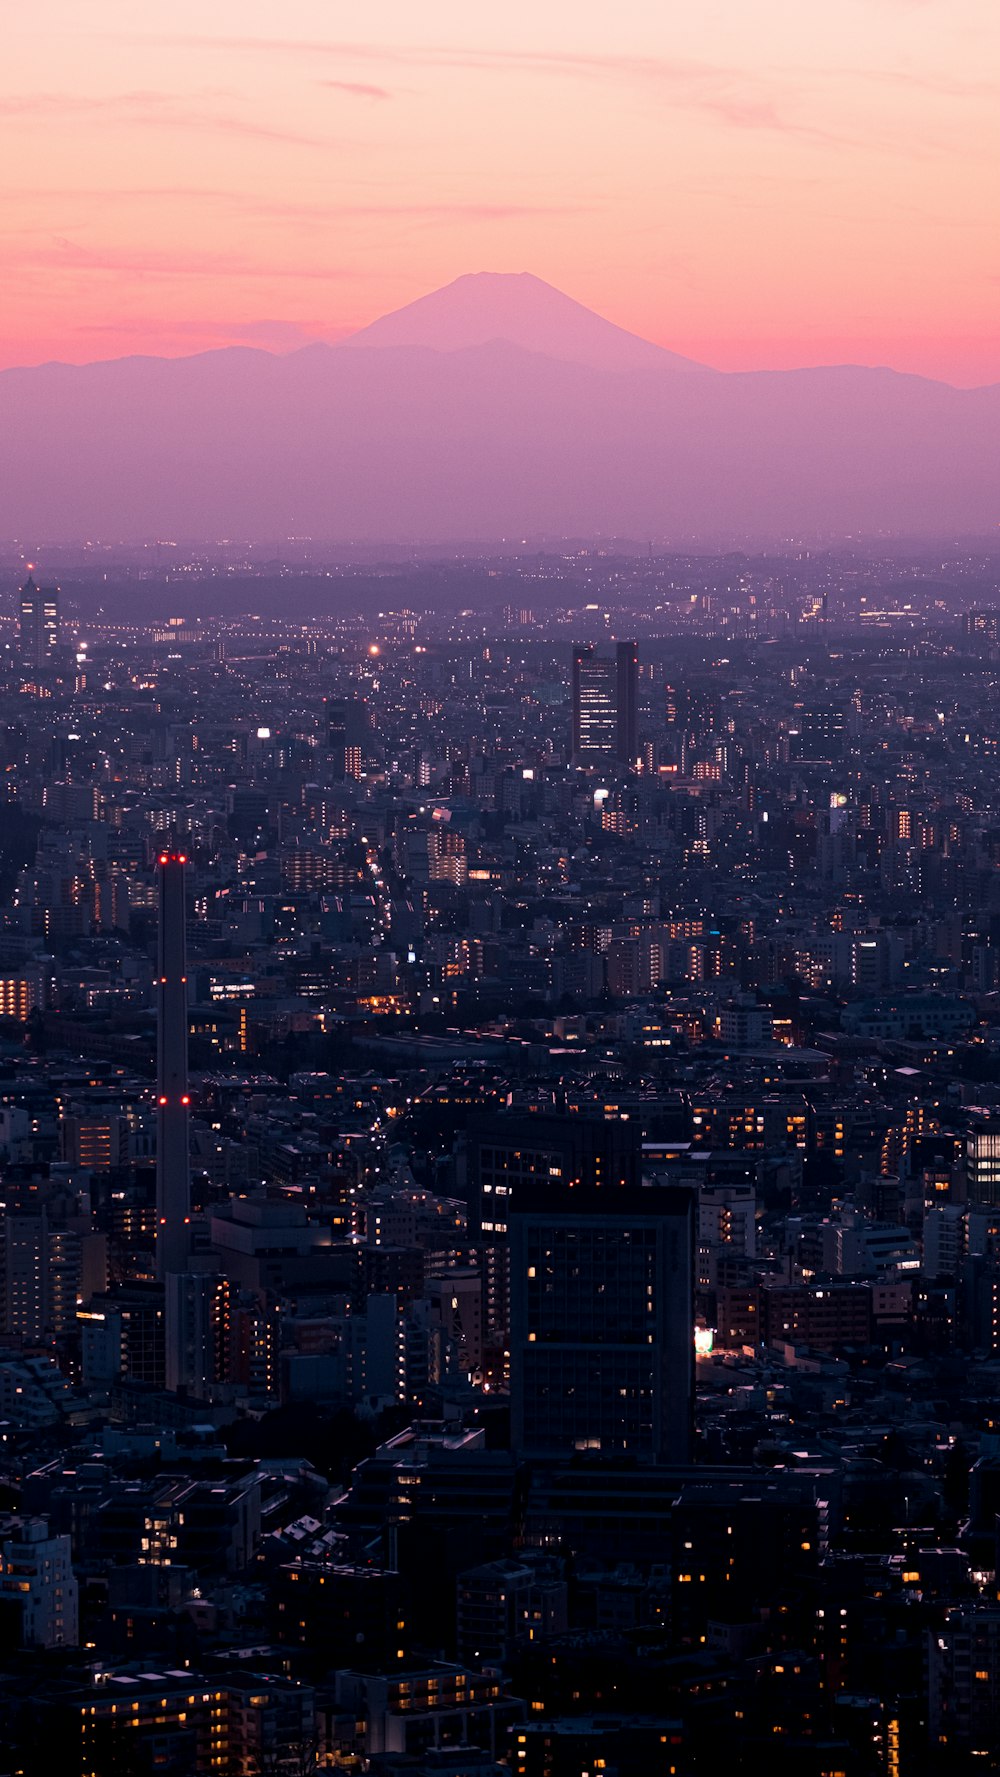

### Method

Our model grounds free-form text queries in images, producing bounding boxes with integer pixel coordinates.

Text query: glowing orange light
[178,854,187,864]
[159,853,169,865]
[158,1095,168,1106]
[368,643,380,657]
[180,1095,190,1106]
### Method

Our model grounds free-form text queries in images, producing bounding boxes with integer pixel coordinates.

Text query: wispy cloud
[0,89,325,147]
[0,190,586,224]
[322,79,393,101]
[241,197,590,223]
[12,238,362,282]
[115,34,853,144]
[860,66,999,99]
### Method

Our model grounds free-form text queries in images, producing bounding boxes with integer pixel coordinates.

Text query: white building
[0,1517,78,1648]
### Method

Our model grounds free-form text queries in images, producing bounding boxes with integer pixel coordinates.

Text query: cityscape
[3,0,999,1771]
[0,541,999,1772]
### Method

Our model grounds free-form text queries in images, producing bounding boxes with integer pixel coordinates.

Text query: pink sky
[4,0,998,384]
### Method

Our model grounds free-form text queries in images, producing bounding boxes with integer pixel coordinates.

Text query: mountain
[0,276,997,544]
[343,271,707,373]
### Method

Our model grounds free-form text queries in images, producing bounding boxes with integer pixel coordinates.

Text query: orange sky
[4,1,998,384]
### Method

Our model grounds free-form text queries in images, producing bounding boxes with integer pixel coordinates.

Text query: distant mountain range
[1,272,997,544]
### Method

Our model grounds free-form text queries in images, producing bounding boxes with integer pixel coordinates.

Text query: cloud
[115,34,848,143]
[13,238,363,282]
[321,80,392,101]
[241,197,590,222]
[0,89,325,147]
[6,190,588,231]
[861,66,999,99]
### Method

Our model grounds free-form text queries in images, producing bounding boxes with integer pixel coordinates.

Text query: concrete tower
[156,848,191,1280]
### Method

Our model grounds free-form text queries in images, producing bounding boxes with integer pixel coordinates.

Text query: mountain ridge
[0,274,996,542]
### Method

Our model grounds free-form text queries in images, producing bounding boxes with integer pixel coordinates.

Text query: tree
[242,1734,321,1776]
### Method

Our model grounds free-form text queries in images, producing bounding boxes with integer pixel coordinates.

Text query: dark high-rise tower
[571,641,638,766]
[468,1112,642,1357]
[509,1168,694,1464]
[325,694,368,782]
[615,639,638,766]
[19,576,60,673]
[156,849,191,1280]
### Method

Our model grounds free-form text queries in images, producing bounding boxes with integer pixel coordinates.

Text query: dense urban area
[3,541,1000,1774]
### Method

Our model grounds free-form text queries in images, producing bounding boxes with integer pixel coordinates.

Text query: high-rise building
[788,705,848,761]
[615,638,638,765]
[508,1159,694,1464]
[967,1122,1000,1209]
[928,1609,1000,1758]
[326,694,369,781]
[164,1270,231,1396]
[468,1112,642,1354]
[18,575,60,673]
[571,644,616,763]
[156,849,191,1282]
[571,641,638,765]
[0,1207,105,1341]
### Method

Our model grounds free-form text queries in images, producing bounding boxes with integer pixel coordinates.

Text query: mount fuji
[1,273,996,544]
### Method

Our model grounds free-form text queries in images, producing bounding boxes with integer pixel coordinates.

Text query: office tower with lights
[19,575,60,674]
[156,848,191,1281]
[508,1154,694,1463]
[326,694,368,782]
[967,1122,1000,1210]
[572,645,616,764]
[571,641,638,766]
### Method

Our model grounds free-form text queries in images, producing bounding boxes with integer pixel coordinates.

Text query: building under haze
[18,576,59,675]
[571,641,638,767]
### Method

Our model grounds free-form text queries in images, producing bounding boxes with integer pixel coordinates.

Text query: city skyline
[4,9,1000,1771]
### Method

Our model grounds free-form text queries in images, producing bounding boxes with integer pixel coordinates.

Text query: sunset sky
[4,0,998,383]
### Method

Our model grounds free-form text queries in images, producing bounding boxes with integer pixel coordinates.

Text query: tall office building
[156,849,191,1281]
[468,1112,642,1354]
[19,576,60,673]
[571,641,638,766]
[967,1122,1000,1209]
[507,1139,694,1463]
[326,694,368,782]
[615,639,638,765]
[788,704,848,762]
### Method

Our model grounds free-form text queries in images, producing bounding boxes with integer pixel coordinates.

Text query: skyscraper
[164,1270,231,1397]
[156,848,191,1281]
[967,1122,1000,1209]
[19,576,60,674]
[508,1162,694,1463]
[571,645,616,764]
[571,641,638,766]
[615,639,638,766]
[468,1111,641,1356]
[326,694,368,782]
